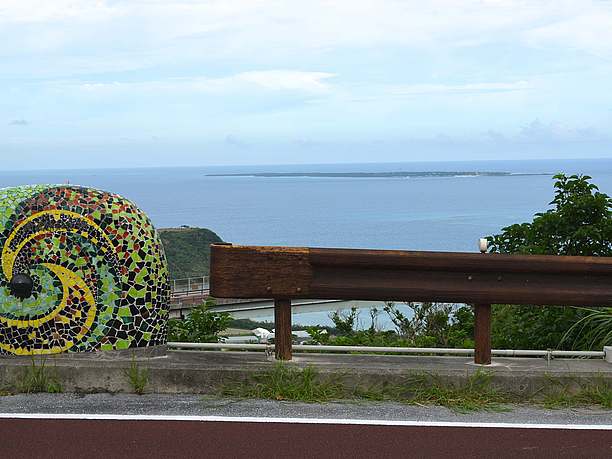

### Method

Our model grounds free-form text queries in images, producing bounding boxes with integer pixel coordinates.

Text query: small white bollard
[479,238,488,253]
[605,346,612,364]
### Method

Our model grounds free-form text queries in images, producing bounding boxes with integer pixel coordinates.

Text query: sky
[1,0,612,170]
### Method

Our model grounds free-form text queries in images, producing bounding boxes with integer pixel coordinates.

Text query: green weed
[220,362,345,402]
[539,376,612,409]
[219,364,511,411]
[402,371,511,412]
[218,364,612,412]
[125,355,149,395]
[354,370,512,412]
[18,357,62,394]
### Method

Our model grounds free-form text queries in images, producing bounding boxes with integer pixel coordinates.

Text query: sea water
[2,158,612,329]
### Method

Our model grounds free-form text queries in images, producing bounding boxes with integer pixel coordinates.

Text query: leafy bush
[384,302,474,348]
[487,174,612,350]
[168,299,232,342]
[302,303,474,349]
[304,326,330,345]
[488,174,612,256]
[331,330,412,347]
[329,307,358,335]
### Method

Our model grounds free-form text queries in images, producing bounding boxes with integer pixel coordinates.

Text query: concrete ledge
[0,351,610,394]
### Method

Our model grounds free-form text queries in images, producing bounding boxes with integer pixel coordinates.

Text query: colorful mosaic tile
[0,185,170,355]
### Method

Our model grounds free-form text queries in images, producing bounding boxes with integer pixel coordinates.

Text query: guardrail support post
[474,303,491,365]
[274,299,292,360]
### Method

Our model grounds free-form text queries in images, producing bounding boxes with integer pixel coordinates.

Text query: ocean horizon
[3,157,611,329]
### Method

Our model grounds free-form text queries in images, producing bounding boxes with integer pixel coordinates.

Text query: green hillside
[158,227,223,279]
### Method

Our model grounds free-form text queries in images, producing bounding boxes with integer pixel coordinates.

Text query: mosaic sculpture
[0,185,170,355]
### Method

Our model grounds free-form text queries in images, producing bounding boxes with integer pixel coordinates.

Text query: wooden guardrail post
[474,303,491,365]
[274,299,292,360]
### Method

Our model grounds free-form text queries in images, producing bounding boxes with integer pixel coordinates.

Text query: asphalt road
[1,415,611,458]
[1,393,611,425]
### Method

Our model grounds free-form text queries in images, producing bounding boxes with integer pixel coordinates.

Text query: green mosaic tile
[0,185,170,355]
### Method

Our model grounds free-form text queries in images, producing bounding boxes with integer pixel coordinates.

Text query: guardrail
[167,342,607,360]
[210,244,612,365]
[170,276,209,298]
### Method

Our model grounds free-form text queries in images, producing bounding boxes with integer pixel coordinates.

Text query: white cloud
[0,0,116,24]
[523,12,612,58]
[235,71,335,92]
[388,81,532,96]
[2,0,611,78]
[76,70,335,94]
[517,119,605,142]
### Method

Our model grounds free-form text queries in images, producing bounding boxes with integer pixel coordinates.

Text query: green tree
[329,307,358,336]
[384,302,474,348]
[167,299,232,343]
[487,174,612,350]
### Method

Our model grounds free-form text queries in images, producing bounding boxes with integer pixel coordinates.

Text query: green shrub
[384,302,474,348]
[168,299,232,343]
[487,174,612,350]
[330,307,358,336]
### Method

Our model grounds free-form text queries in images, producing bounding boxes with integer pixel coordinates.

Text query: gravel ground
[1,393,610,425]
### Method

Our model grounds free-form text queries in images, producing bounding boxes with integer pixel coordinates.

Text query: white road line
[0,413,610,430]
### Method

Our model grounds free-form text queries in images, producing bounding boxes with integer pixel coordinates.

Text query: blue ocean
[2,158,611,328]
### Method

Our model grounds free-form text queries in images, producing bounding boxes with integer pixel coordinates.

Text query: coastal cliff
[158,227,223,279]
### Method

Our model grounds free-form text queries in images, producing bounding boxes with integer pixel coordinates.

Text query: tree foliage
[487,174,612,350]
[488,174,612,256]
[167,299,232,343]
[329,307,359,336]
[384,302,474,348]
[312,303,474,348]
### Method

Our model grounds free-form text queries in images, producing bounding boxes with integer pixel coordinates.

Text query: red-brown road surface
[1,415,611,458]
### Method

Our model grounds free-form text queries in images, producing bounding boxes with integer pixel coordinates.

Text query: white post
[605,346,612,364]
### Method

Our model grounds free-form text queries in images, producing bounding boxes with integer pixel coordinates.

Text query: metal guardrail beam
[166,342,607,359]
[210,244,612,364]
[210,245,612,306]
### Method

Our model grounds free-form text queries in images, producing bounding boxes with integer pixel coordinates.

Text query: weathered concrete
[0,351,610,394]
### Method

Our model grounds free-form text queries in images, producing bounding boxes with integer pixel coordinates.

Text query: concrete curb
[1,351,610,395]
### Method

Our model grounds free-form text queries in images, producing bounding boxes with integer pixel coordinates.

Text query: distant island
[206,171,548,178]
[158,227,223,279]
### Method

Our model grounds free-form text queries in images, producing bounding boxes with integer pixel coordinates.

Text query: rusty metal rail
[210,244,612,364]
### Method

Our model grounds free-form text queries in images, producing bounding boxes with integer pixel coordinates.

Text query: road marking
[0,413,610,430]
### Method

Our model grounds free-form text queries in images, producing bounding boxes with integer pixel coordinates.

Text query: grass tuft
[217,364,612,412]
[125,355,149,395]
[355,370,511,412]
[220,362,345,402]
[540,376,612,409]
[219,364,510,411]
[18,357,62,394]
[402,371,511,412]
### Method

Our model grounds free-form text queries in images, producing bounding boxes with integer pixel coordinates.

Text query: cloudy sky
[1,0,612,169]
